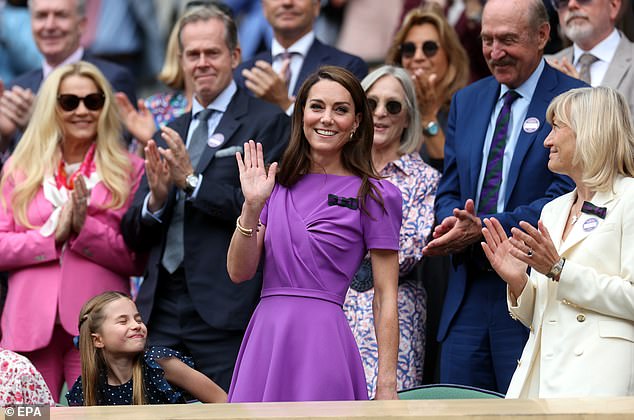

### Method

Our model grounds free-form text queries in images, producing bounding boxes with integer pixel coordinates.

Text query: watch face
[425,122,439,136]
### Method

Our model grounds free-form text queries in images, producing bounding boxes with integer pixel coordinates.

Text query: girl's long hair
[0,61,133,228]
[78,292,146,405]
[277,66,384,214]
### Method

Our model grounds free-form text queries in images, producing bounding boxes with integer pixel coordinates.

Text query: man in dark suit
[0,0,136,156]
[423,0,585,394]
[121,6,289,391]
[234,0,367,112]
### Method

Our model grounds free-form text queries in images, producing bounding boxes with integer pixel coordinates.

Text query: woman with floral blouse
[343,65,440,398]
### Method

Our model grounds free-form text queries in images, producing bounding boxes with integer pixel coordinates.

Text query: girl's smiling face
[92,298,147,357]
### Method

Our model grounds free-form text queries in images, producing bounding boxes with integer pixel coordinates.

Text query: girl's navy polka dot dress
[66,346,194,405]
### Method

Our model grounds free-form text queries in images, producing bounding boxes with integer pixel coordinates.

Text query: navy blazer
[234,38,368,95]
[8,53,137,105]
[435,62,586,341]
[121,87,290,331]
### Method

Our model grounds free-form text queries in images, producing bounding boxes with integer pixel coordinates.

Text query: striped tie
[478,90,520,215]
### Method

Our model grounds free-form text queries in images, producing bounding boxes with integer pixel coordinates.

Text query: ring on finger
[527,248,533,257]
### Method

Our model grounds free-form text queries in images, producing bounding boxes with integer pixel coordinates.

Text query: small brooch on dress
[328,194,359,210]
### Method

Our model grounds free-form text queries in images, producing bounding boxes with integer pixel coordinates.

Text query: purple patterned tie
[478,90,520,215]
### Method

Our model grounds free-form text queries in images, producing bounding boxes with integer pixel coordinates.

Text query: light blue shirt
[475,59,545,213]
[271,31,315,95]
[142,81,237,222]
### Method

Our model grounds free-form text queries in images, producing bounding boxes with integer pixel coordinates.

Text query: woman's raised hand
[481,217,528,297]
[236,140,277,210]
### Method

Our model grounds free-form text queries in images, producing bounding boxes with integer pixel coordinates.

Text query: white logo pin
[207,133,225,148]
[583,217,598,232]
[523,117,540,133]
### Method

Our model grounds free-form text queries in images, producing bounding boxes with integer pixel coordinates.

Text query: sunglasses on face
[57,93,105,112]
[550,0,592,10]
[400,40,440,59]
[368,98,403,115]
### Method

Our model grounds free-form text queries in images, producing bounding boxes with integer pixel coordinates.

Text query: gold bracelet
[236,217,261,238]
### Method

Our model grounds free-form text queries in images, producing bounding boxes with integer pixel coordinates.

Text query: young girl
[66,292,227,405]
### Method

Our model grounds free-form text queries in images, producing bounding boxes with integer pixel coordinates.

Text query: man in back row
[234,0,367,112]
[548,0,634,117]
[0,0,136,162]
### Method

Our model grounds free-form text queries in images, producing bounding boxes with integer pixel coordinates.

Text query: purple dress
[228,174,402,402]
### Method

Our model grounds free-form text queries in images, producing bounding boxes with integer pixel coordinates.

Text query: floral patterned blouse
[144,91,189,129]
[381,152,440,275]
[0,348,54,407]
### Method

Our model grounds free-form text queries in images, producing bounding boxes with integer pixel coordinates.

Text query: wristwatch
[423,120,439,136]
[546,257,566,281]
[183,173,199,195]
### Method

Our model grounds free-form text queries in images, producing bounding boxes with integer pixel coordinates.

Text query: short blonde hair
[1,61,132,228]
[361,65,422,155]
[546,87,634,191]
[157,18,185,90]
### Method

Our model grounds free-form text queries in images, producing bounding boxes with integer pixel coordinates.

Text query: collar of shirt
[43,47,84,79]
[191,80,237,116]
[382,152,424,178]
[572,28,620,67]
[271,31,315,59]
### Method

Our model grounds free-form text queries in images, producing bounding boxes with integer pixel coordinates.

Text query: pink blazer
[0,153,145,352]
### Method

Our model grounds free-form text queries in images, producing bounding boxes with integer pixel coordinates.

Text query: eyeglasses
[368,98,403,115]
[550,0,592,10]
[399,40,440,59]
[57,93,105,112]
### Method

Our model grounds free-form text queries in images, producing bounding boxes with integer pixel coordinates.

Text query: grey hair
[177,5,238,52]
[361,65,422,155]
[28,0,87,16]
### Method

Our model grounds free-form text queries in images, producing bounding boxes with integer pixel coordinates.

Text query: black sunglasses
[368,98,403,115]
[400,40,439,59]
[550,0,592,9]
[57,93,105,112]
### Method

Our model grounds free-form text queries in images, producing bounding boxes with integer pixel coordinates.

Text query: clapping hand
[115,93,156,145]
[242,60,294,111]
[236,140,277,212]
[481,217,528,297]
[145,139,171,212]
[71,175,89,233]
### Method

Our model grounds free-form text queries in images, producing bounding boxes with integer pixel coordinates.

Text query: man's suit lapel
[294,40,327,96]
[504,64,558,203]
[602,32,633,90]
[195,89,247,173]
[468,78,500,197]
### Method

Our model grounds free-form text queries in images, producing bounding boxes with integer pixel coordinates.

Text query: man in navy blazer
[121,7,289,391]
[234,0,367,112]
[423,0,585,394]
[0,0,136,157]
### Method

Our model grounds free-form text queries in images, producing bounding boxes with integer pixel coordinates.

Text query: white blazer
[506,176,634,398]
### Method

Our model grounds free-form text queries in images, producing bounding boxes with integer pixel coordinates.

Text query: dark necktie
[161,108,214,273]
[577,53,598,85]
[478,90,520,215]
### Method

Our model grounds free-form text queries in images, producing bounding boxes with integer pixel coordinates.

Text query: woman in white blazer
[481,86,634,398]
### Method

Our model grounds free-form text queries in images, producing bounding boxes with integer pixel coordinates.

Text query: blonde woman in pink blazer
[0,61,145,402]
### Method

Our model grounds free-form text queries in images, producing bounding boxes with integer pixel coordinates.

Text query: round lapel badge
[207,133,225,148]
[583,217,598,232]
[523,117,540,133]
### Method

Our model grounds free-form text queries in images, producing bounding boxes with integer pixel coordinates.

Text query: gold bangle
[236,216,261,238]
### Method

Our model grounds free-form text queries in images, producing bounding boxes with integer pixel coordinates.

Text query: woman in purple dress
[226,66,402,402]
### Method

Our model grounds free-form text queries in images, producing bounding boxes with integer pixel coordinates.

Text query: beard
[562,13,595,44]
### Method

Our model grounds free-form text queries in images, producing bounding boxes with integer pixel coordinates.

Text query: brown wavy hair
[386,6,469,112]
[277,66,384,214]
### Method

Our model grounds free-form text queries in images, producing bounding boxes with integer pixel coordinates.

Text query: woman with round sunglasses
[0,61,145,402]
[343,65,440,398]
[386,6,469,172]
